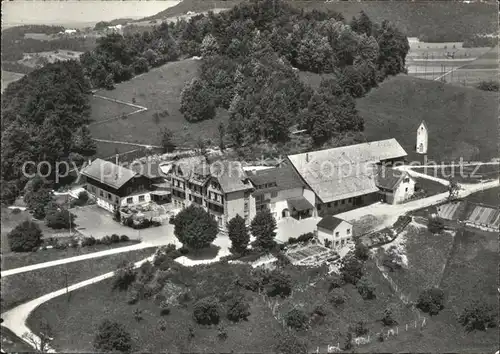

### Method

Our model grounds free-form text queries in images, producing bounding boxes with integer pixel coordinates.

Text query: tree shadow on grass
[184,244,221,261]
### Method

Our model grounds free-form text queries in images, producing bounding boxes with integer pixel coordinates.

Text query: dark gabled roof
[316,215,348,231]
[287,196,314,211]
[81,158,137,190]
[375,166,408,190]
[248,164,305,196]
[419,120,429,132]
[211,161,253,194]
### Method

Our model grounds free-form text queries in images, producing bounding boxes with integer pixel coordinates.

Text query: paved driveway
[71,205,177,246]
[276,217,321,243]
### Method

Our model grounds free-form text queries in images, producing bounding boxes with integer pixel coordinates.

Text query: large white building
[287,138,408,217]
[246,164,315,221]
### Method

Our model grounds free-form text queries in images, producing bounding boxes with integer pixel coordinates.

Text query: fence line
[352,317,427,348]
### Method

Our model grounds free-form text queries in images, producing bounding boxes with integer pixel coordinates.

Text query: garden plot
[285,244,333,264]
[436,201,466,221]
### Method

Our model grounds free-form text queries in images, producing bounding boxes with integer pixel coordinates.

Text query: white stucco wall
[390,174,416,204]
[120,192,151,207]
[317,220,353,248]
[416,123,428,154]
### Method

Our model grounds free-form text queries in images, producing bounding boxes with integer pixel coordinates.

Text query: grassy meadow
[357,75,498,163]
[89,59,230,150]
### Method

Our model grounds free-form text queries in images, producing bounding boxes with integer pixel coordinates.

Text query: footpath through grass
[27,257,415,352]
[1,247,157,312]
[1,240,141,271]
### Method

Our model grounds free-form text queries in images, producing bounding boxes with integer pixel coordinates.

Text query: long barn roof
[287,139,407,203]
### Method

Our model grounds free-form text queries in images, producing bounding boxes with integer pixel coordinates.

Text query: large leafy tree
[180,78,216,122]
[250,208,277,250]
[45,202,76,229]
[227,214,250,254]
[173,205,218,249]
[416,287,445,315]
[375,20,410,78]
[350,11,374,37]
[72,125,97,157]
[340,252,364,285]
[8,220,43,252]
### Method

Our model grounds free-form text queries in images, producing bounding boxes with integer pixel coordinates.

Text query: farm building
[287,138,408,217]
[316,216,353,249]
[247,164,315,221]
[375,166,416,204]
[416,120,428,154]
[81,158,170,212]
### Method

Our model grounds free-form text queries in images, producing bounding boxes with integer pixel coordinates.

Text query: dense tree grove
[74,0,408,150]
[1,60,92,204]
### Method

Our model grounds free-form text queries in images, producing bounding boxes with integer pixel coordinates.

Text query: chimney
[306,153,309,163]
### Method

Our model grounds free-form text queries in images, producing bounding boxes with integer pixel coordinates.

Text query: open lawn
[89,59,230,152]
[439,228,498,314]
[463,186,500,206]
[1,240,141,271]
[1,247,156,312]
[376,223,455,302]
[413,177,448,196]
[88,95,138,123]
[94,141,142,159]
[1,70,24,92]
[357,75,498,163]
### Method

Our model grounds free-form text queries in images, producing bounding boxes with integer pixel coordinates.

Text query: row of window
[256,182,277,190]
[255,191,278,203]
[334,228,351,237]
[318,198,353,211]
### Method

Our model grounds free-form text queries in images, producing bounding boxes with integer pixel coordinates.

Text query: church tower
[416,121,428,154]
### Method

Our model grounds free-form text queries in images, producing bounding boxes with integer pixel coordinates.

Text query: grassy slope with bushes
[27,251,414,352]
[1,247,156,312]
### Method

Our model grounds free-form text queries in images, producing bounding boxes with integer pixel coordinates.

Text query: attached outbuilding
[376,167,416,204]
[316,216,353,249]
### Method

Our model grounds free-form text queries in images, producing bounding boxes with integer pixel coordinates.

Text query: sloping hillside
[141,0,496,39]
[357,75,498,163]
